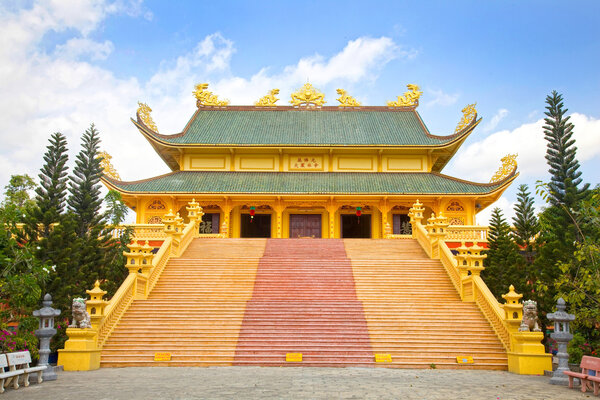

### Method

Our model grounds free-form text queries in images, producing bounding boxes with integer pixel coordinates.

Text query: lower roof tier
[103,171,514,196]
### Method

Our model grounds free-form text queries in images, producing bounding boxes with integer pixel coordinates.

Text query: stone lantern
[33,294,61,381]
[501,285,524,333]
[548,298,576,386]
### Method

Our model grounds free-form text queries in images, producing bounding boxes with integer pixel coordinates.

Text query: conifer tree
[31,132,69,237]
[482,207,523,300]
[543,91,589,210]
[67,124,104,238]
[512,184,539,262]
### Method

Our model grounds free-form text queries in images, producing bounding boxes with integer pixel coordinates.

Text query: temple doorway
[241,214,271,238]
[341,214,371,238]
[289,214,322,238]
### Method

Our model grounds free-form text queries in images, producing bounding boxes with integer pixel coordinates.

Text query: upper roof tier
[135,106,476,147]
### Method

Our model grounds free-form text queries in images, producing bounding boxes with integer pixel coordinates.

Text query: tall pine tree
[512,184,539,260]
[482,208,524,300]
[31,132,69,237]
[543,91,589,210]
[68,124,104,238]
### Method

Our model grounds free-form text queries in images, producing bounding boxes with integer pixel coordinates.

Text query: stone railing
[110,224,166,240]
[407,200,551,375]
[445,225,489,242]
[57,200,203,371]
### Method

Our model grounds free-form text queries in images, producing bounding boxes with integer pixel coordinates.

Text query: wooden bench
[0,353,24,393]
[6,351,46,387]
[564,355,600,394]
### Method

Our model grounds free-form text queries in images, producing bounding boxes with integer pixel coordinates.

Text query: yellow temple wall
[181,150,430,173]
[131,195,480,236]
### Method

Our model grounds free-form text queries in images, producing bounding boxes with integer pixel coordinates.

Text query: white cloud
[447,113,600,183]
[0,2,408,194]
[475,196,515,225]
[55,38,114,60]
[483,108,509,132]
[425,89,459,107]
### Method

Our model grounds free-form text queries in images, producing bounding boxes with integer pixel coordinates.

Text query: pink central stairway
[234,239,373,366]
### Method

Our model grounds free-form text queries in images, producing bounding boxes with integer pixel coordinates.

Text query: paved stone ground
[1,367,594,400]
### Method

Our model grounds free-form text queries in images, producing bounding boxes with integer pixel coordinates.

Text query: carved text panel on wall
[289,156,323,171]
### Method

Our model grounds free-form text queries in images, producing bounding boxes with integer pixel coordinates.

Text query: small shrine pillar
[33,294,61,381]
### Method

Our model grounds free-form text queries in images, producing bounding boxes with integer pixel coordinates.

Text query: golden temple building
[104,84,517,239]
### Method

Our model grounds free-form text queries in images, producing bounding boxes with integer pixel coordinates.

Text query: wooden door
[289,214,322,238]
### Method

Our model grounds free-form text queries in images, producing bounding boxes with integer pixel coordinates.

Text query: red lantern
[356,207,362,217]
[249,206,256,222]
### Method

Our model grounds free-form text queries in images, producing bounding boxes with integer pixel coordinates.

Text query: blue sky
[1,0,599,223]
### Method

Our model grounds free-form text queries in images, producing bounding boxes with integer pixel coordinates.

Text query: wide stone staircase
[100,238,507,369]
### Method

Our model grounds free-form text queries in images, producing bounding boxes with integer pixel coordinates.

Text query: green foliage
[512,184,538,254]
[2,174,36,209]
[482,208,525,300]
[104,190,130,225]
[568,332,600,364]
[30,132,69,238]
[543,91,589,211]
[68,124,104,238]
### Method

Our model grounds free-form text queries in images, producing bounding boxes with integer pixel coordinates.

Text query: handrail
[413,223,431,258]
[110,224,166,239]
[446,225,488,242]
[473,276,511,350]
[176,222,195,256]
[97,273,136,347]
[439,243,461,293]
[147,236,172,294]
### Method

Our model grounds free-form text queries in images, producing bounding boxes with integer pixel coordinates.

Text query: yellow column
[221,204,233,238]
[274,203,285,238]
[327,203,337,238]
[379,201,390,238]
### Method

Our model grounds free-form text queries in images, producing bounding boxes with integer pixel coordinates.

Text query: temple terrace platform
[1,367,591,400]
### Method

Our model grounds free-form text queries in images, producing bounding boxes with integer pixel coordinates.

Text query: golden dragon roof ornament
[97,151,120,180]
[137,102,158,132]
[193,83,229,107]
[454,103,477,133]
[387,84,423,107]
[254,89,280,106]
[336,89,361,107]
[490,154,518,183]
[290,83,326,107]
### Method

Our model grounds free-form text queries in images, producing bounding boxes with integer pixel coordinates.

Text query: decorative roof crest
[290,83,326,107]
[137,102,158,132]
[336,89,361,107]
[454,103,477,133]
[193,83,229,107]
[490,154,518,183]
[387,84,423,107]
[97,151,120,180]
[255,89,280,107]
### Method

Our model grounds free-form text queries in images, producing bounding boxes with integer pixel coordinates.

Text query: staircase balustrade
[58,201,200,371]
[407,201,551,375]
[446,225,489,242]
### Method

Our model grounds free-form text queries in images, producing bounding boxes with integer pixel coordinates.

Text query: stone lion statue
[519,300,541,332]
[69,298,92,329]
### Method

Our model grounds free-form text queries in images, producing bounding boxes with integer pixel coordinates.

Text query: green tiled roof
[152,109,455,146]
[106,171,506,195]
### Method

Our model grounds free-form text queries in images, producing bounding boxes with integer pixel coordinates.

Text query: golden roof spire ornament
[387,84,423,107]
[454,103,477,133]
[193,83,229,107]
[97,151,120,180]
[490,154,518,183]
[336,89,361,107]
[254,89,280,107]
[137,102,158,132]
[290,83,326,107]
